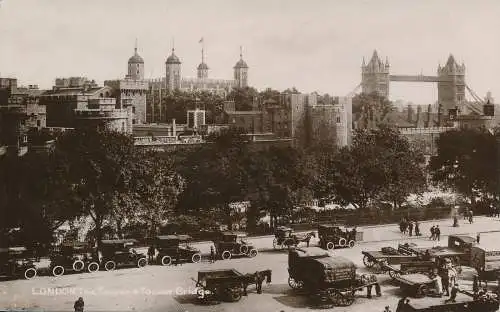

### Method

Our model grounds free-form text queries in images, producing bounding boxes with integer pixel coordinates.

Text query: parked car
[99,239,147,271]
[153,235,202,265]
[49,242,99,276]
[0,247,37,279]
[213,232,258,260]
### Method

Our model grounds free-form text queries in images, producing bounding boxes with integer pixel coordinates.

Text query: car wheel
[348,240,355,248]
[73,260,85,272]
[161,255,172,266]
[222,250,231,260]
[52,265,65,277]
[87,262,99,273]
[137,258,147,268]
[326,242,335,250]
[24,267,37,279]
[288,277,303,289]
[191,253,202,263]
[248,249,258,258]
[104,261,116,271]
[338,238,347,247]
[239,245,248,254]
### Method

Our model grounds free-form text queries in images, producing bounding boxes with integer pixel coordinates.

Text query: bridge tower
[361,50,390,98]
[437,54,466,115]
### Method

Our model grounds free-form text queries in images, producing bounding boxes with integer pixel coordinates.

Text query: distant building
[105,43,149,124]
[41,77,133,133]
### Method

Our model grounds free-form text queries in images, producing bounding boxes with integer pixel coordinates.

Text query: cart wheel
[161,255,172,266]
[137,257,147,268]
[52,265,65,277]
[332,292,355,306]
[227,288,242,302]
[239,245,249,254]
[348,240,355,248]
[272,238,278,249]
[416,284,429,298]
[191,253,202,263]
[24,267,37,280]
[221,250,232,260]
[389,270,401,279]
[248,249,258,258]
[338,238,347,247]
[72,260,85,272]
[363,255,375,268]
[104,260,116,271]
[87,262,99,273]
[326,242,335,250]
[288,277,303,289]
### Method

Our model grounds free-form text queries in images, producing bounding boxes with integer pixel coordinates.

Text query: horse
[241,269,272,295]
[290,232,316,248]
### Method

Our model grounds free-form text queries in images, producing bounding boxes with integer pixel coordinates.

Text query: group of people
[429,225,441,241]
[399,218,421,236]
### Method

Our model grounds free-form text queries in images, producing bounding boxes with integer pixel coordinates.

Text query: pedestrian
[464,207,469,220]
[435,225,441,241]
[432,273,443,296]
[473,275,479,294]
[476,233,481,244]
[176,248,180,266]
[469,210,474,224]
[415,221,420,236]
[384,306,392,312]
[74,297,84,312]
[441,269,450,296]
[210,245,216,263]
[446,283,460,303]
[408,220,414,237]
[147,245,155,263]
[429,226,435,240]
[453,216,459,227]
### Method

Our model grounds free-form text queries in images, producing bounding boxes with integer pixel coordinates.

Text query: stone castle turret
[437,54,465,115]
[361,50,390,98]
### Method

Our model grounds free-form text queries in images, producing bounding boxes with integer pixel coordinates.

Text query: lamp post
[452,160,460,226]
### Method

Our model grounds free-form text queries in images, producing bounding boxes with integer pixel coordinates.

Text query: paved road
[1,216,499,312]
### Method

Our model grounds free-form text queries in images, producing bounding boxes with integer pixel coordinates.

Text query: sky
[0,0,499,105]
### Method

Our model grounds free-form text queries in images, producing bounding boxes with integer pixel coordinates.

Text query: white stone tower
[165,47,182,90]
[127,40,144,80]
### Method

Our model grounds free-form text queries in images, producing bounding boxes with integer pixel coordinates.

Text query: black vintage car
[0,247,37,280]
[318,224,358,250]
[154,235,202,265]
[49,242,100,276]
[213,232,258,260]
[99,239,147,271]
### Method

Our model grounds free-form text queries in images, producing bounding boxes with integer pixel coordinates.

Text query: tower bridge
[360,50,485,116]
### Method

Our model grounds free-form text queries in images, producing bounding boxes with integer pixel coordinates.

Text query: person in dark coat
[210,246,216,263]
[446,283,460,303]
[476,233,481,244]
[147,245,155,263]
[430,226,435,240]
[175,248,181,266]
[473,275,479,294]
[255,271,265,294]
[408,221,414,237]
[453,216,459,227]
[74,297,84,312]
[435,226,441,241]
[415,221,421,236]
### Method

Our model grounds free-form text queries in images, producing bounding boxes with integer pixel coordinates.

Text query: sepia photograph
[1,0,500,311]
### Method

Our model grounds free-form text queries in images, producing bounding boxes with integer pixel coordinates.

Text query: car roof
[277,226,293,232]
[157,235,192,241]
[221,231,247,237]
[101,239,138,245]
[0,246,27,253]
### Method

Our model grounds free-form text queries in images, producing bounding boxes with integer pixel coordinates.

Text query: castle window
[336,116,341,123]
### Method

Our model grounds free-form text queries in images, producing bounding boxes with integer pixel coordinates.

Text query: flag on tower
[199,37,204,44]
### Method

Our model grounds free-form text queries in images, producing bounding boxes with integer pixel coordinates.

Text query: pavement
[1,215,499,312]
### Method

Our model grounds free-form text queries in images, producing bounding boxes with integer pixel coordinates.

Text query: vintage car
[470,245,500,285]
[192,268,272,303]
[0,247,37,280]
[99,239,147,271]
[213,232,258,260]
[318,224,359,250]
[288,247,381,307]
[154,235,202,265]
[49,242,99,276]
[273,226,315,250]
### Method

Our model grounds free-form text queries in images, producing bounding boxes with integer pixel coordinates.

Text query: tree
[53,129,137,250]
[164,90,225,124]
[331,126,426,210]
[429,128,497,203]
[352,92,394,129]
[228,87,259,111]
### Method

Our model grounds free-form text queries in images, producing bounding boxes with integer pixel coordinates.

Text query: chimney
[437,104,442,126]
[172,118,176,137]
[426,104,432,128]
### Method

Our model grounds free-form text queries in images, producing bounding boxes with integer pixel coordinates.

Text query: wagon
[402,289,499,311]
[288,247,381,307]
[470,245,500,286]
[153,235,202,266]
[99,239,147,271]
[49,242,99,276]
[362,243,420,268]
[192,268,272,303]
[392,273,436,298]
[318,224,359,250]
[213,232,258,260]
[273,227,315,250]
[0,247,37,280]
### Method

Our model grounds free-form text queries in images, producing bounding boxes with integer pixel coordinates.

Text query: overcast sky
[0,0,499,104]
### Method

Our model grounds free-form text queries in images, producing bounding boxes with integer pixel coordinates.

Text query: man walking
[430,226,435,240]
[476,233,481,244]
[210,246,216,263]
[469,210,474,224]
[147,245,155,263]
[415,221,421,236]
[435,225,441,241]
[74,297,84,312]
[408,220,414,237]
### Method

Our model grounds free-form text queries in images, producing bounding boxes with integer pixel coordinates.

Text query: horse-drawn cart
[392,273,436,298]
[403,289,499,311]
[192,268,271,303]
[288,247,381,307]
[273,227,315,250]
